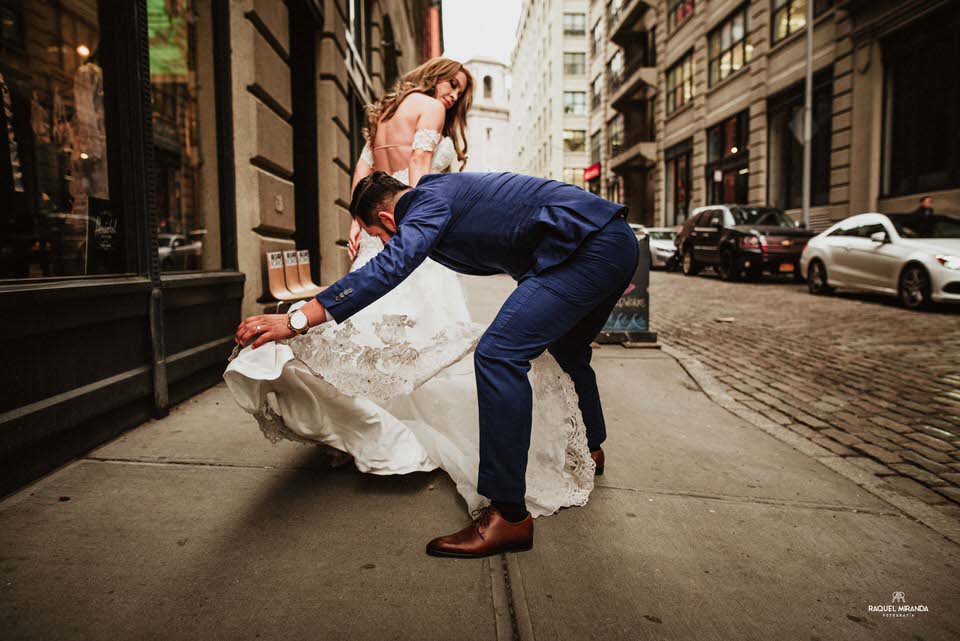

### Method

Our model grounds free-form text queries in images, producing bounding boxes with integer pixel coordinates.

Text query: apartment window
[564,130,586,152]
[665,140,693,224]
[591,76,602,110]
[705,110,749,204]
[563,91,586,115]
[667,0,694,32]
[768,70,832,209]
[564,167,586,190]
[564,12,586,36]
[608,0,624,25]
[772,0,834,44]
[590,130,602,165]
[882,5,960,196]
[665,50,694,116]
[564,52,586,76]
[607,50,624,89]
[608,114,624,157]
[483,75,493,99]
[591,20,602,57]
[708,5,753,86]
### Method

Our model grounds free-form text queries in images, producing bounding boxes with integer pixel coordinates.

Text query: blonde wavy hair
[365,58,474,167]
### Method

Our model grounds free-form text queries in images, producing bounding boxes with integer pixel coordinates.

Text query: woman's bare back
[371,93,445,175]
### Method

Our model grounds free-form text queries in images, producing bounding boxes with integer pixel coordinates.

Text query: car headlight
[936,255,960,270]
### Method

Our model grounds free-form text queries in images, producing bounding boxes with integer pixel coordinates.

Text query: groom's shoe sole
[425,542,533,559]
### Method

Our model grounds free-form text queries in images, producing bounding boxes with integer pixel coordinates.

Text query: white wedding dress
[224,133,595,517]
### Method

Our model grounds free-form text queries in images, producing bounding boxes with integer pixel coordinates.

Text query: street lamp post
[801,0,814,229]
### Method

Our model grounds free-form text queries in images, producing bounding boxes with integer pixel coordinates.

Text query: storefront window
[148,0,220,272]
[0,0,120,280]
[882,5,960,197]
[665,140,692,225]
[768,71,832,209]
[706,110,749,204]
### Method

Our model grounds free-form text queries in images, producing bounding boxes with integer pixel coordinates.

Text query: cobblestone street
[649,269,960,519]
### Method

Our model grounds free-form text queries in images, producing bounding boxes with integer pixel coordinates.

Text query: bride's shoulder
[397,92,445,116]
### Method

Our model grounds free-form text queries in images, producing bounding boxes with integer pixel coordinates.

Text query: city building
[509,0,590,188]
[0,0,441,493]
[464,58,511,172]
[587,0,658,222]
[648,0,960,228]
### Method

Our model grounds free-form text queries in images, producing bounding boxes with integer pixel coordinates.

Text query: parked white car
[644,227,678,268]
[800,212,960,309]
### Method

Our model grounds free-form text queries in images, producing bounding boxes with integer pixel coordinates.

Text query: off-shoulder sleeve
[359,143,375,168]
[411,129,443,152]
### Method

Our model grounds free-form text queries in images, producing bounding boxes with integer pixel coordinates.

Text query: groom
[237,171,638,558]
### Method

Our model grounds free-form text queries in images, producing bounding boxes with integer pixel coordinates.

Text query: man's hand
[235,314,295,350]
[348,218,362,261]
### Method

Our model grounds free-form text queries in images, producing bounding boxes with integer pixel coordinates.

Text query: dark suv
[674,205,816,281]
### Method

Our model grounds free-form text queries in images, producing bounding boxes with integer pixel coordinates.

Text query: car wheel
[898,264,931,310]
[807,260,832,295]
[681,247,701,276]
[717,249,740,281]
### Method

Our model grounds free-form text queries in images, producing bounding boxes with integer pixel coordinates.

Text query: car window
[729,206,796,227]
[856,224,887,238]
[707,210,723,227]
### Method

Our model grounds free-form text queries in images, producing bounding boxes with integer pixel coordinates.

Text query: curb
[660,343,960,548]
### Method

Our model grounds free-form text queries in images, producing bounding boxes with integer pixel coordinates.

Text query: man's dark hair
[350,171,409,226]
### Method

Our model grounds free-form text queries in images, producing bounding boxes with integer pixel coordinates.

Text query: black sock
[492,501,529,523]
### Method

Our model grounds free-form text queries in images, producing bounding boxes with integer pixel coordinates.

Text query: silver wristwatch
[287,300,310,335]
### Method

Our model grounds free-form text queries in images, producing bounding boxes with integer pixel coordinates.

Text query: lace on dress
[411,129,442,152]
[359,143,375,168]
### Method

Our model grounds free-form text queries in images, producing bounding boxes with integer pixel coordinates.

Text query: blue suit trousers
[474,216,640,504]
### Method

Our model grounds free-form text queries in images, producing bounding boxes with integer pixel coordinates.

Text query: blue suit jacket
[317,172,627,322]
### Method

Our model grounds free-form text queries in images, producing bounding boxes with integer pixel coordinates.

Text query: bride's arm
[348,144,376,259]
[407,99,445,187]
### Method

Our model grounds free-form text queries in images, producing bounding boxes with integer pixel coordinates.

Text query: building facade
[0,0,439,493]
[647,0,960,229]
[587,0,658,222]
[510,0,590,188]
[464,58,511,172]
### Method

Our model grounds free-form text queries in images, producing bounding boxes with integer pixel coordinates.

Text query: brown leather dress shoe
[591,448,605,476]
[426,506,533,559]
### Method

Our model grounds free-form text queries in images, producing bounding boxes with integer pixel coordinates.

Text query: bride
[224,58,595,517]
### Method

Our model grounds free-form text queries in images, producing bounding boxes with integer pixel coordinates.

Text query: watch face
[291,311,308,331]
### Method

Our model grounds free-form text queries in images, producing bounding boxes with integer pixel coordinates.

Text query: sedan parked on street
[675,205,815,281]
[801,213,960,309]
[645,227,678,268]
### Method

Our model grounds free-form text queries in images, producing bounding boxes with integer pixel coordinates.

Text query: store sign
[583,163,601,182]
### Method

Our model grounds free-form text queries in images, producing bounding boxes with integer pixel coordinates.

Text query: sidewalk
[1,276,959,641]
